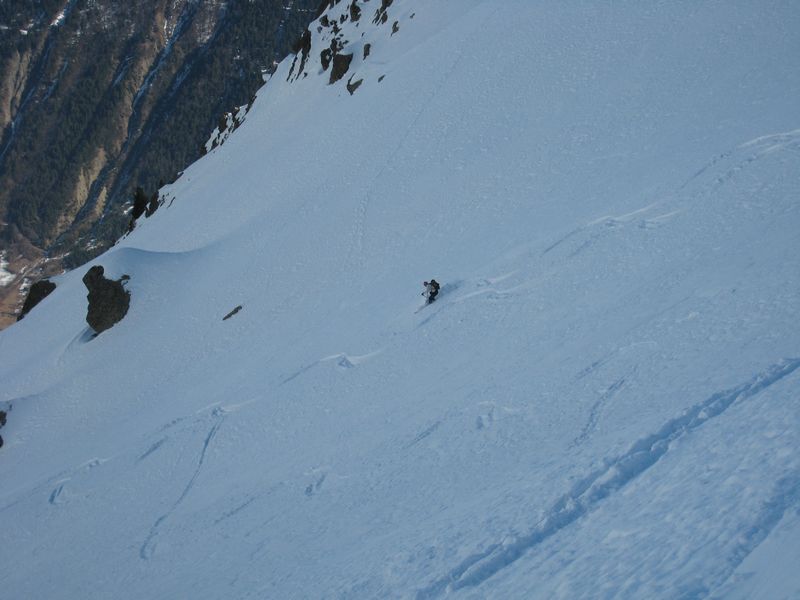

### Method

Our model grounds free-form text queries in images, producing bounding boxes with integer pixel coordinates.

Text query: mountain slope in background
[0,0,319,328]
[1,1,799,597]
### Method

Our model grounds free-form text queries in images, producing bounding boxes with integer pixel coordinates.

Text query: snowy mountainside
[1,1,799,598]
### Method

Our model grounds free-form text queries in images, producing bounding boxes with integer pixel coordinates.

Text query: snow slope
[1,1,799,597]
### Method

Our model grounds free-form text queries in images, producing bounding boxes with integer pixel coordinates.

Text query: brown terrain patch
[0,245,63,331]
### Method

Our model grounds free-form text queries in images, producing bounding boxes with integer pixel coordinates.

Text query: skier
[422,279,440,304]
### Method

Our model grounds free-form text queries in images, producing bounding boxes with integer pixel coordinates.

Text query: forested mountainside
[0,0,319,328]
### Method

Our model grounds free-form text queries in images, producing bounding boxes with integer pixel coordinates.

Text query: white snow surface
[0,251,14,286]
[2,1,800,598]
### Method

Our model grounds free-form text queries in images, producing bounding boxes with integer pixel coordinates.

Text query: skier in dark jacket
[423,279,440,304]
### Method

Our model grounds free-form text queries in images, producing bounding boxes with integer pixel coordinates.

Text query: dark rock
[288,29,313,81]
[145,192,159,218]
[346,77,363,95]
[374,0,393,24]
[321,47,333,71]
[316,0,334,18]
[392,20,399,35]
[82,265,131,334]
[330,53,354,84]
[17,280,57,321]
[223,305,243,321]
[349,1,361,22]
[0,410,6,428]
[316,16,347,75]
[363,43,371,59]
[132,187,148,220]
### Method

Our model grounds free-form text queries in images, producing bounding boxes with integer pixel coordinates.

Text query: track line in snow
[680,129,800,194]
[345,5,497,274]
[571,377,626,447]
[638,209,682,230]
[214,496,258,525]
[544,203,661,257]
[0,452,112,513]
[320,350,384,368]
[280,360,317,385]
[707,471,800,598]
[739,128,800,149]
[404,420,442,449]
[415,358,800,598]
[137,437,168,462]
[48,479,70,505]
[281,349,383,383]
[575,342,657,381]
[541,225,584,256]
[139,412,225,559]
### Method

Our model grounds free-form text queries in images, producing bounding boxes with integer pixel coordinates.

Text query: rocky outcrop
[374,0,394,25]
[17,279,56,321]
[82,266,130,334]
[287,0,406,93]
[203,105,249,155]
[346,76,363,95]
[330,53,354,84]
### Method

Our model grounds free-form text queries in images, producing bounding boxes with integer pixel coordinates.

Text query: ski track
[281,350,381,384]
[576,355,612,381]
[139,412,225,559]
[704,471,800,599]
[414,358,800,598]
[280,360,317,385]
[137,437,168,462]
[681,129,800,194]
[214,496,258,526]
[1,454,107,513]
[404,420,442,449]
[48,480,69,505]
[541,226,584,256]
[571,377,626,447]
[543,203,661,258]
[346,6,495,275]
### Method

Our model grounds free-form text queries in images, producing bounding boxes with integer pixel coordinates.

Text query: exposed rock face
[330,53,354,84]
[287,0,403,90]
[82,266,130,334]
[374,0,394,24]
[17,279,56,321]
